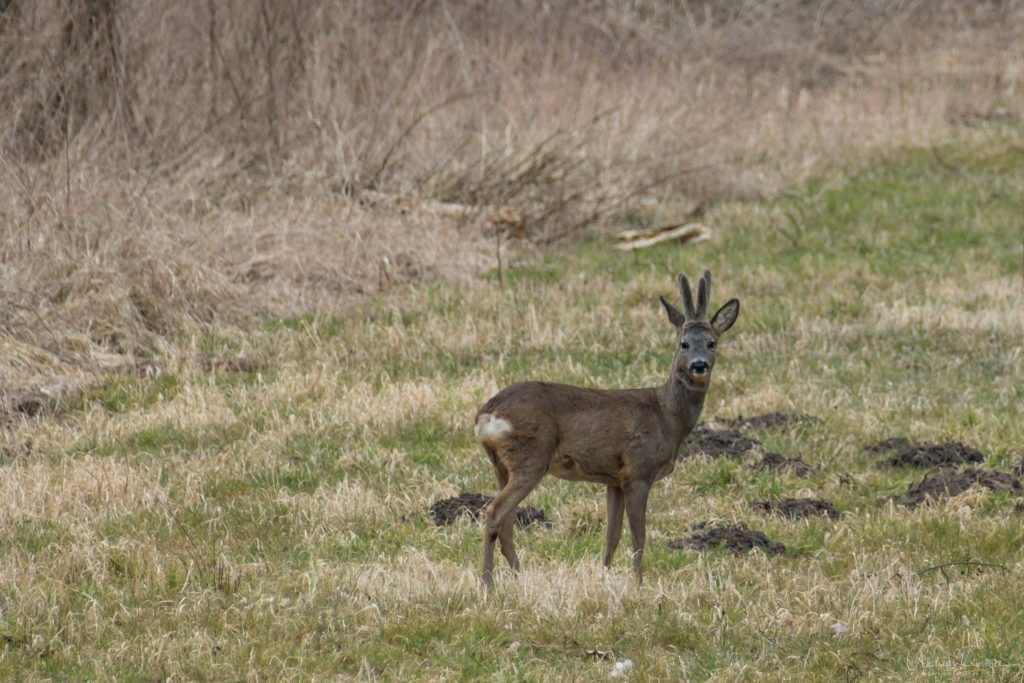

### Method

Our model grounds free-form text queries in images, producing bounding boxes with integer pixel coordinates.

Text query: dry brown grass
[0,457,165,525]
[1,0,1022,390]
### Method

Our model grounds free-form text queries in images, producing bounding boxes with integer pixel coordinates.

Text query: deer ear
[660,295,686,328]
[710,298,740,335]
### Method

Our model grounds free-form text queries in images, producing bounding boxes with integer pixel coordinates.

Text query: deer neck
[657,377,706,442]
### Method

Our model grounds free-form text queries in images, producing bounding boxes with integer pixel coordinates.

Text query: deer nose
[689,360,709,375]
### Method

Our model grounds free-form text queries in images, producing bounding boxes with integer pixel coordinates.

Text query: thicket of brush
[0,0,1021,384]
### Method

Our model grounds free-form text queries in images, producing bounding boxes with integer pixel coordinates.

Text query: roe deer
[474,271,739,589]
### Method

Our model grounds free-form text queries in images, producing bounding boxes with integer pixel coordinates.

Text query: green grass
[2,138,1023,680]
[73,373,182,414]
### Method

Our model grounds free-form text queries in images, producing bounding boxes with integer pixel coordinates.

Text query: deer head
[659,271,740,391]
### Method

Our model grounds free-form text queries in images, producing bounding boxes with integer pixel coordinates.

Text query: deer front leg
[604,485,625,568]
[624,481,651,583]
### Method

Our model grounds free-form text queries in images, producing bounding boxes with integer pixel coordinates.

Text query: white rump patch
[474,413,513,444]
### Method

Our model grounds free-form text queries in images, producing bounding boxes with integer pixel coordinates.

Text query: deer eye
[680,341,690,350]
[707,340,716,350]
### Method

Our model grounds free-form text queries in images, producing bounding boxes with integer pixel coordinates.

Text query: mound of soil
[680,425,761,460]
[726,412,817,431]
[751,452,816,477]
[870,438,986,468]
[751,498,840,519]
[429,492,548,528]
[668,522,785,555]
[899,468,1022,508]
[1,378,83,421]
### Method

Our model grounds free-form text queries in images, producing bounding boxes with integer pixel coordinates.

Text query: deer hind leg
[486,448,519,571]
[497,517,518,570]
[603,485,625,568]
[481,450,546,590]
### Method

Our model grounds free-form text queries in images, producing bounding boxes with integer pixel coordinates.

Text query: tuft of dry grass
[0,457,165,525]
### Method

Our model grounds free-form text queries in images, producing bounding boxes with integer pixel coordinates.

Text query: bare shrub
[0,0,1022,378]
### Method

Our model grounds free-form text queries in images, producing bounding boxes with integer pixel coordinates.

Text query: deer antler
[696,271,711,319]
[679,274,697,319]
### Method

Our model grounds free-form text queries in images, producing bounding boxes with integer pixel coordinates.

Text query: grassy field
[2,135,1023,681]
